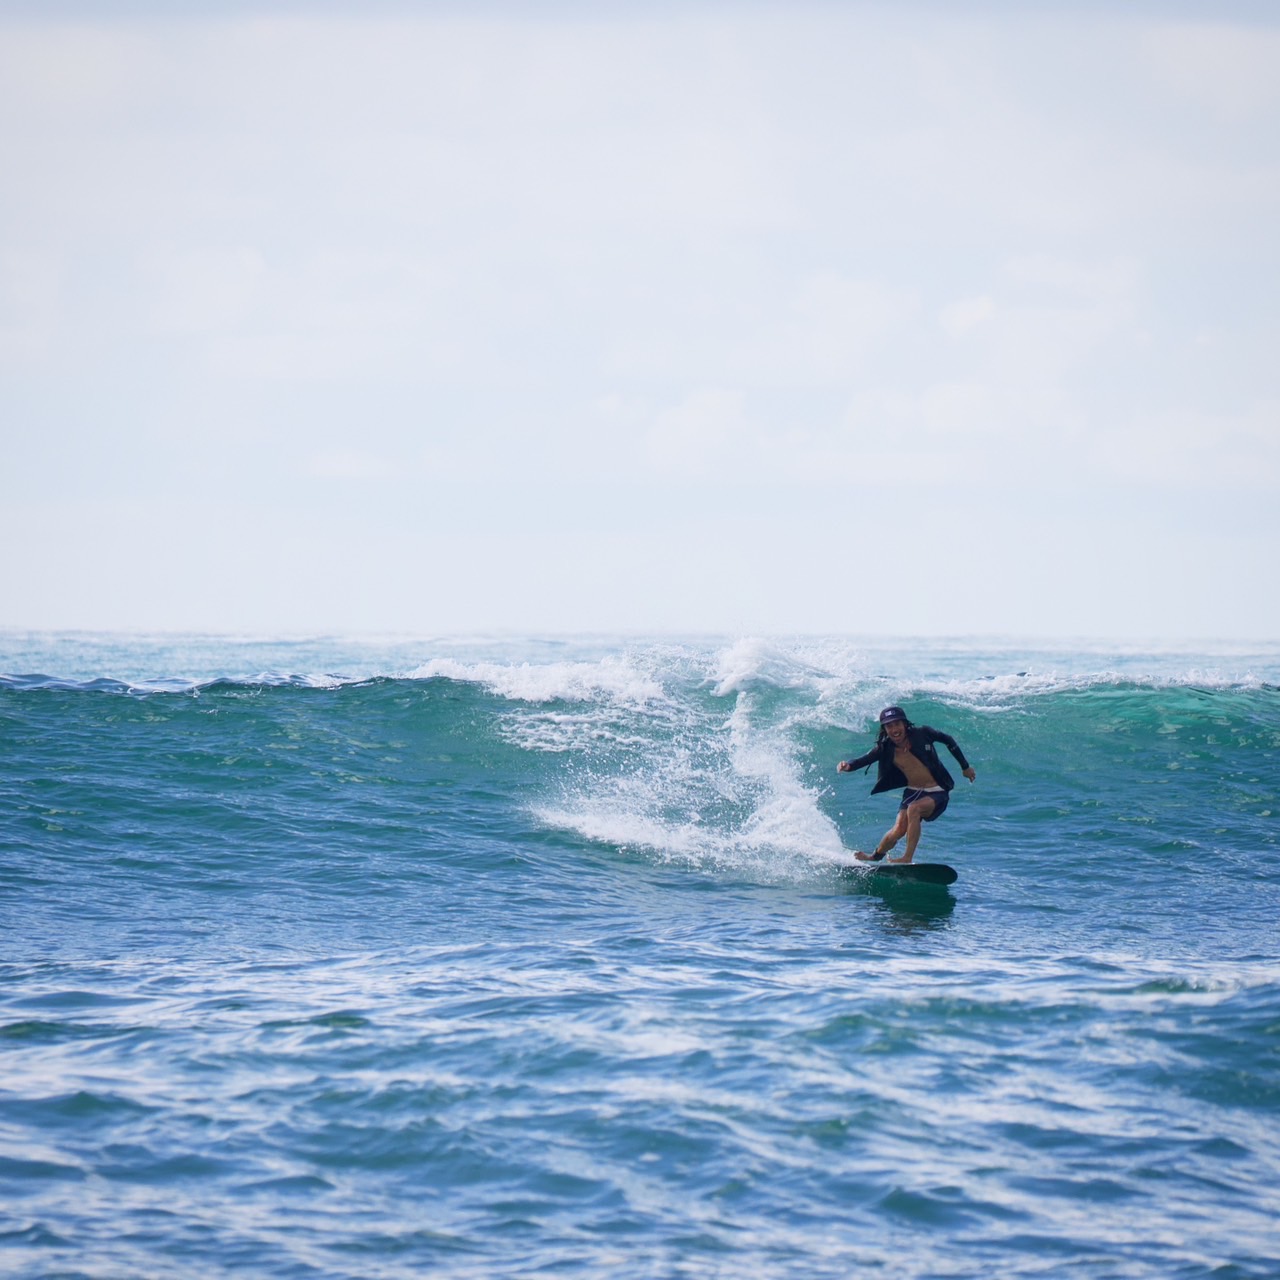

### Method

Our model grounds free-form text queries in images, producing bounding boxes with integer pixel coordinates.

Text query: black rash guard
[844,725,971,794]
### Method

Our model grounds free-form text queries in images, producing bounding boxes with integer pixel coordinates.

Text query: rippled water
[3,633,1278,1278]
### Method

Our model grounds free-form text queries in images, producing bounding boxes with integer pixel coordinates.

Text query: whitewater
[2,632,1278,1279]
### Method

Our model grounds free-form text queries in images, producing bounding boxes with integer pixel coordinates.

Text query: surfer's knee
[908,799,935,824]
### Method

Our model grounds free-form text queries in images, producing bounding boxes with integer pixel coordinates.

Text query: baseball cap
[879,706,907,724]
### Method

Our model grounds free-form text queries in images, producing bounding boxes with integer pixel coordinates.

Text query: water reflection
[835,868,957,932]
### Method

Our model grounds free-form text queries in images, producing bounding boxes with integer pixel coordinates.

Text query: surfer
[837,706,975,864]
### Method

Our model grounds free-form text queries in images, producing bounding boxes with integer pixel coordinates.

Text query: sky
[2,0,1278,639]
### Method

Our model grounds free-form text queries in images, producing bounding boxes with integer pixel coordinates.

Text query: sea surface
[2,632,1279,1280]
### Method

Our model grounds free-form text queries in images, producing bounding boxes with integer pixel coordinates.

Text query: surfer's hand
[837,760,853,772]
[964,767,976,782]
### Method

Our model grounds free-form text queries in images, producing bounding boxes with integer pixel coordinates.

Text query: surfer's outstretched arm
[925,727,976,781]
[838,744,880,774]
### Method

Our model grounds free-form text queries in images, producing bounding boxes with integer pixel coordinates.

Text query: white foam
[710,637,831,697]
[534,652,848,878]
[898,666,1275,713]
[536,791,845,874]
[410,655,667,706]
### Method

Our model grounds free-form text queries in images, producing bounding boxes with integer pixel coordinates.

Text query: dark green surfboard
[841,861,958,886]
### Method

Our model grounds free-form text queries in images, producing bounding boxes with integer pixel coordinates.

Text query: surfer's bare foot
[853,850,876,861]
[886,856,915,864]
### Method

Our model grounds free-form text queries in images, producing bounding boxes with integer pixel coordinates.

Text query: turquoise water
[3,633,1279,1278]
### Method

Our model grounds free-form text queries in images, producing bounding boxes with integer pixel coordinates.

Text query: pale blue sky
[2,2,1277,638]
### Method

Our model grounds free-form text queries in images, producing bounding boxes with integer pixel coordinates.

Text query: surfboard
[840,861,958,886]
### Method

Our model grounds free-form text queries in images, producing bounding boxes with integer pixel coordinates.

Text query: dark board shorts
[899,788,948,821]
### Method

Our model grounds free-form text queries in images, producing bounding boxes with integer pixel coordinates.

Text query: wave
[409,653,670,707]
[0,671,358,695]
[4,635,1276,882]
[3,633,1276,697]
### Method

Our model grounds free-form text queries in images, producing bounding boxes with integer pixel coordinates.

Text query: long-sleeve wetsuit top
[844,725,971,794]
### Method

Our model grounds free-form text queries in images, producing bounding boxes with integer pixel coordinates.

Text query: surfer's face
[885,720,908,745]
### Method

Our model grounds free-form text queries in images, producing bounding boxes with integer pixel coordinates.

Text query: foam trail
[533,642,849,877]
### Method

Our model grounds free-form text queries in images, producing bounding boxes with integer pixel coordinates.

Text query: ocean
[2,632,1278,1279]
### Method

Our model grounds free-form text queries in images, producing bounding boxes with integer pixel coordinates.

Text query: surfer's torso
[893,743,940,790]
[846,725,969,795]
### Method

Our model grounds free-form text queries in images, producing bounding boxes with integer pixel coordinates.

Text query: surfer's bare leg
[888,796,936,864]
[855,811,909,861]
